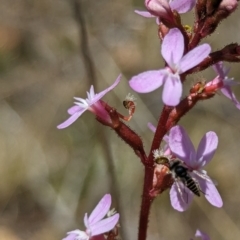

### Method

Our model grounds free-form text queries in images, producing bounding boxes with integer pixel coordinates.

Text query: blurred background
[0,0,240,239]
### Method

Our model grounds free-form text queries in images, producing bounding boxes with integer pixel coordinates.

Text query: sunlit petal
[170,0,196,13]
[129,70,165,93]
[162,75,182,106]
[169,126,196,166]
[179,44,211,73]
[88,194,112,225]
[162,28,184,68]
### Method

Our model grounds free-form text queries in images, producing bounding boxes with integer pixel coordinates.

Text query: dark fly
[169,159,201,197]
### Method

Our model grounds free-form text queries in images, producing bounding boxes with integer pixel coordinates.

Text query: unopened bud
[219,0,238,13]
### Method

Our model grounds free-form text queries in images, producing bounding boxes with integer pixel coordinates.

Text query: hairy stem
[138,166,154,240]
[137,106,172,240]
[149,106,172,160]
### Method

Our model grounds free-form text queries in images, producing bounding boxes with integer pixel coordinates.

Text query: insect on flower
[169,159,201,197]
[168,125,223,211]
[153,150,204,201]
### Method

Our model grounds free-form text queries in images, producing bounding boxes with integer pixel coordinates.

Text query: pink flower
[129,28,211,106]
[194,229,210,240]
[210,62,240,110]
[135,0,196,23]
[57,75,121,129]
[63,194,120,240]
[168,126,223,211]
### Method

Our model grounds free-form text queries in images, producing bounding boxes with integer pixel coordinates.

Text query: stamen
[153,149,171,166]
[119,93,137,121]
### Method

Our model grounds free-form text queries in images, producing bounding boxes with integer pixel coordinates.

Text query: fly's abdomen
[185,175,200,197]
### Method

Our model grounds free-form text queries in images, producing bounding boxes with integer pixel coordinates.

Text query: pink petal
[68,105,83,115]
[93,75,122,104]
[196,132,218,167]
[198,178,223,208]
[63,230,88,240]
[147,122,156,132]
[170,0,196,13]
[129,70,165,93]
[169,126,196,166]
[161,28,184,69]
[221,86,240,110]
[162,75,182,106]
[134,10,155,18]
[145,0,171,17]
[170,183,193,211]
[163,134,169,143]
[213,61,230,78]
[179,44,211,73]
[88,194,112,225]
[57,110,86,129]
[223,78,240,87]
[195,229,210,240]
[91,214,120,236]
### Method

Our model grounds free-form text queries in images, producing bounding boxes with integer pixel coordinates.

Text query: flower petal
[196,131,218,167]
[169,126,196,166]
[162,75,182,106]
[68,105,83,115]
[195,229,210,240]
[223,78,240,87]
[170,183,193,211]
[170,0,196,13]
[147,122,156,132]
[145,0,171,17]
[213,61,230,78]
[198,178,223,208]
[63,230,88,240]
[129,70,165,93]
[90,214,120,236]
[93,75,122,105]
[179,44,211,73]
[57,110,86,129]
[134,10,155,18]
[88,194,112,225]
[161,28,184,68]
[221,86,240,110]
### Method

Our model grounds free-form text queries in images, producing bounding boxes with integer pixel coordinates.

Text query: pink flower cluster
[57,0,240,239]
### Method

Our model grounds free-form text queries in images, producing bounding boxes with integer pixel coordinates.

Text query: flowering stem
[137,106,172,240]
[149,106,172,159]
[189,21,204,50]
[166,92,215,129]
[138,167,154,240]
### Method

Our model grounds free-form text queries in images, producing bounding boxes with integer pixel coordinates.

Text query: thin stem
[137,106,172,240]
[138,166,154,240]
[149,106,172,160]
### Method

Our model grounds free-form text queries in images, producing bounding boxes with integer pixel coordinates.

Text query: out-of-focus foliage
[0,0,240,239]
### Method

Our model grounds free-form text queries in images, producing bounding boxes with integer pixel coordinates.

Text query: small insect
[169,159,201,197]
[153,150,203,199]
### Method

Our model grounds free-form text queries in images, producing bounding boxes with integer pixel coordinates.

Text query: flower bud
[145,0,173,20]
[219,0,238,13]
